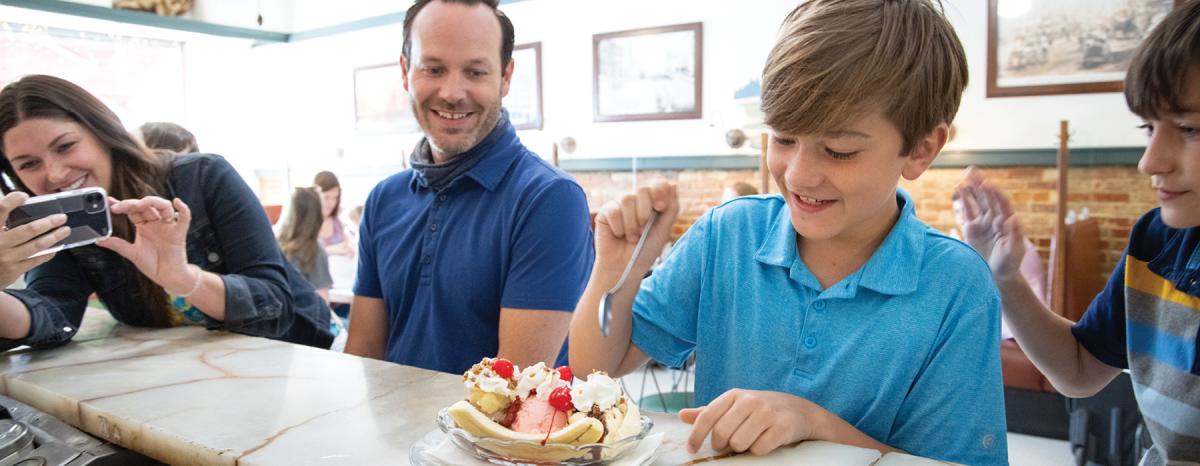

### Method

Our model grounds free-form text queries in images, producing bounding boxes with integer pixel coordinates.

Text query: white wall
[238,0,1147,179]
[943,1,1144,150]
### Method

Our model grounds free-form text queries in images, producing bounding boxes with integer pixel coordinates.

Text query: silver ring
[163,211,180,224]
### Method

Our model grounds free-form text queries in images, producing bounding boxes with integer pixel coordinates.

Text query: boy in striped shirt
[959,2,1200,463]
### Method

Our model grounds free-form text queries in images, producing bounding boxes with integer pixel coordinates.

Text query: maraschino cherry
[492,358,514,379]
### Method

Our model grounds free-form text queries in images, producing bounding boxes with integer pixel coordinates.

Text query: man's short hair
[761,0,968,156]
[1125,0,1200,120]
[402,0,516,71]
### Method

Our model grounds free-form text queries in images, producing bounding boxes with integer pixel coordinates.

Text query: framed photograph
[987,0,1179,97]
[593,22,702,122]
[508,42,544,130]
[353,63,419,134]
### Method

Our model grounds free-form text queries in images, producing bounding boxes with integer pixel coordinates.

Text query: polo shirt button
[804,336,817,348]
[422,254,432,264]
[813,301,825,310]
[437,194,447,202]
[430,223,438,232]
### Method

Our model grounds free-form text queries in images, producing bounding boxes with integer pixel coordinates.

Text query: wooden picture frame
[509,42,544,130]
[593,22,703,122]
[987,0,1180,98]
[353,63,419,134]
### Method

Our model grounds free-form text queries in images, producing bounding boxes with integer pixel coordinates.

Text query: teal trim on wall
[559,147,1144,172]
[288,11,406,42]
[288,0,532,42]
[935,147,1143,167]
[1,0,289,42]
[3,0,534,43]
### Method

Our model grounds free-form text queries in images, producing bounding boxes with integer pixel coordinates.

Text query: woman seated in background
[313,171,353,257]
[277,187,347,350]
[277,187,333,302]
[0,74,334,350]
[138,121,198,155]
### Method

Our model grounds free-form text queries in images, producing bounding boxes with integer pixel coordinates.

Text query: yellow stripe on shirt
[1126,257,1200,311]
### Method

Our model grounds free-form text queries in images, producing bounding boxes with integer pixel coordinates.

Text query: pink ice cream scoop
[509,397,569,434]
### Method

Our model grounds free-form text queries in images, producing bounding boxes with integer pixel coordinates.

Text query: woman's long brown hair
[277,187,324,275]
[0,75,175,327]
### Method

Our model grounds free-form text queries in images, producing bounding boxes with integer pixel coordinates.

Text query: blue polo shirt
[354,118,593,375]
[631,190,1008,465]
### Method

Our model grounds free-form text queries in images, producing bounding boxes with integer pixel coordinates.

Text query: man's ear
[902,123,949,181]
[400,55,411,93]
[499,58,515,98]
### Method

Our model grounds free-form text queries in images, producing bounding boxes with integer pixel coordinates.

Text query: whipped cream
[571,372,622,412]
[515,362,569,400]
[464,363,513,396]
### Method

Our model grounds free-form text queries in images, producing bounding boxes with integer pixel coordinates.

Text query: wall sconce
[559,136,577,154]
[725,129,747,149]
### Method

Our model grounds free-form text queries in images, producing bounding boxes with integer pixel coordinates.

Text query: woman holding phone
[0,74,334,349]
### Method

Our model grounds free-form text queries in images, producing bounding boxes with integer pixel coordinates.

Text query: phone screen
[5,188,112,258]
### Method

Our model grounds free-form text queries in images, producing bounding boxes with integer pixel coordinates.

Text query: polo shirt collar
[754,188,924,296]
[463,109,521,192]
[409,108,521,193]
[1146,221,1200,295]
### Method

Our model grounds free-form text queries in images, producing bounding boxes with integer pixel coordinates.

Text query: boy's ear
[901,123,949,181]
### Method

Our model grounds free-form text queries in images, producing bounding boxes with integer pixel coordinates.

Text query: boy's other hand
[592,180,679,288]
[955,181,1026,282]
[680,389,817,456]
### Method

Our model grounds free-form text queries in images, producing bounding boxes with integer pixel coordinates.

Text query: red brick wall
[569,166,1155,276]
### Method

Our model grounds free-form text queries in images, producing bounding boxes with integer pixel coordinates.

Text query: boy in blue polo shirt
[957,2,1200,463]
[569,1,1006,464]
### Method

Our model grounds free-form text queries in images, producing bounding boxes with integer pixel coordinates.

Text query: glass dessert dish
[436,407,654,465]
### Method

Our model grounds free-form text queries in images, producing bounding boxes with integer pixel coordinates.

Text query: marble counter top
[0,312,944,465]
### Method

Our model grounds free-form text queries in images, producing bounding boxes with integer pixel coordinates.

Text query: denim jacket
[1,154,334,350]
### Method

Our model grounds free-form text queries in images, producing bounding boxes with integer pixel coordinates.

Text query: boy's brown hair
[1125,0,1200,119]
[761,0,967,156]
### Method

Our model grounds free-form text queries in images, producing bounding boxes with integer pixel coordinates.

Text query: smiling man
[345,0,594,374]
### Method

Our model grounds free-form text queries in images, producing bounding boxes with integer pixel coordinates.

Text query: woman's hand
[679,389,819,456]
[97,196,197,292]
[0,192,70,287]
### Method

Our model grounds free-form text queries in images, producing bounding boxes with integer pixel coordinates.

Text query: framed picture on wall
[593,22,702,122]
[987,0,1179,97]
[508,42,544,130]
[353,63,419,134]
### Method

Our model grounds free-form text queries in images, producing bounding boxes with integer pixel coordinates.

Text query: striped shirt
[1073,208,1200,465]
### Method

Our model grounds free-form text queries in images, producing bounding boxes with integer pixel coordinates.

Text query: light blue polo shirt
[631,189,1008,465]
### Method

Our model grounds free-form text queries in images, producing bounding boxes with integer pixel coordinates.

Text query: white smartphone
[5,187,112,258]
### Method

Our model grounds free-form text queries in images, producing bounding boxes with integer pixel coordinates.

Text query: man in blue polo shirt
[345,0,593,374]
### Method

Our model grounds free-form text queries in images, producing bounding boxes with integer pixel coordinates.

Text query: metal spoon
[599,210,659,337]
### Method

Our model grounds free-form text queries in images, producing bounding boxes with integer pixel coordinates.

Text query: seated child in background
[138,121,199,155]
[721,181,760,202]
[568,1,1006,464]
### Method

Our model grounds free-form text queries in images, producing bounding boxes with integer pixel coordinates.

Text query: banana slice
[613,400,642,441]
[449,400,604,445]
